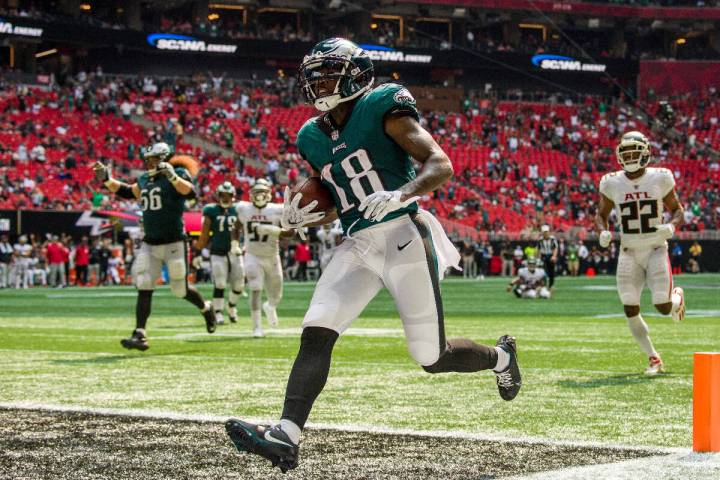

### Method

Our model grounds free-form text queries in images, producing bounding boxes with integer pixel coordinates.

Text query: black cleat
[203,301,217,333]
[121,329,149,351]
[494,335,521,401]
[225,419,299,473]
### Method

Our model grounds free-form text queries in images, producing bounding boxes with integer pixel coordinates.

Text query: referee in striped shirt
[537,225,558,289]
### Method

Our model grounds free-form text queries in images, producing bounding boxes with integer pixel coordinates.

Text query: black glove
[93,162,110,182]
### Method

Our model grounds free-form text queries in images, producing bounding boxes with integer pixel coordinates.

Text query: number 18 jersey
[599,167,675,248]
[236,201,283,257]
[296,83,420,235]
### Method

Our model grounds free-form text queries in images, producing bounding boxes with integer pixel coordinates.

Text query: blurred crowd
[0,229,707,290]
[1,71,719,236]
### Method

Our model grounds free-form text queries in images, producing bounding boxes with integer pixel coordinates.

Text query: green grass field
[1,274,718,449]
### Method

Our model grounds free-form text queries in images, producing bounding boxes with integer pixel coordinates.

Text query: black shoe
[494,335,521,401]
[121,329,149,351]
[203,301,216,333]
[225,419,299,473]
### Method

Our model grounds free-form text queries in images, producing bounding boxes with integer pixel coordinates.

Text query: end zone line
[0,401,686,455]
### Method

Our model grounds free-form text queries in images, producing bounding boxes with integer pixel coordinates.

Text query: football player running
[94,142,216,350]
[507,257,551,299]
[236,179,293,337]
[197,181,245,325]
[316,218,343,271]
[225,38,521,472]
[596,131,686,375]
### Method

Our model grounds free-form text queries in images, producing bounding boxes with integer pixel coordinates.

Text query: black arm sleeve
[116,185,135,199]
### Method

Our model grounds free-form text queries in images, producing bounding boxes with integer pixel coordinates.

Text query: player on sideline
[225,38,521,472]
[596,131,686,375]
[236,179,293,337]
[94,142,216,350]
[197,181,245,325]
[507,257,551,299]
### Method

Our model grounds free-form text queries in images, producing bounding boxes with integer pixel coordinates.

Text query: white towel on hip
[417,209,461,280]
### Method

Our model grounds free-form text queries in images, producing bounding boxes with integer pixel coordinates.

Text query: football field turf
[1,274,718,478]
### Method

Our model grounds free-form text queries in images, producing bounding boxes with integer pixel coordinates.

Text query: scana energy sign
[147,33,237,54]
[0,18,42,37]
[532,54,606,73]
[359,44,432,64]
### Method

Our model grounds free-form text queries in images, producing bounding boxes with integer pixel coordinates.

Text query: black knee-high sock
[184,286,206,309]
[281,327,338,429]
[423,338,498,373]
[136,290,153,330]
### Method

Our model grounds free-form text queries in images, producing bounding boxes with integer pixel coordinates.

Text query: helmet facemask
[217,192,234,208]
[299,54,373,112]
[616,133,650,173]
[251,187,272,208]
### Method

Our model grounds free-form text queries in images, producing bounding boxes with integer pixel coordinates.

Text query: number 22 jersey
[599,167,675,248]
[236,201,283,257]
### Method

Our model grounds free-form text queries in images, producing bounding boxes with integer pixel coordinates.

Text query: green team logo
[393,88,415,105]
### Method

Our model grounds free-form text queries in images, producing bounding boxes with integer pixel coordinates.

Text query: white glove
[281,186,326,241]
[255,224,282,237]
[655,223,675,240]
[230,240,242,256]
[358,191,419,223]
[156,162,178,182]
[599,230,612,248]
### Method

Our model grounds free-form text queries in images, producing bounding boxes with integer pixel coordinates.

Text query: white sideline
[0,401,686,455]
[509,451,720,480]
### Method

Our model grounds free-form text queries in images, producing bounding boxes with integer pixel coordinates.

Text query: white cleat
[645,355,665,376]
[263,301,279,327]
[228,306,237,323]
[252,327,264,338]
[671,287,685,323]
[216,312,225,325]
[241,290,249,298]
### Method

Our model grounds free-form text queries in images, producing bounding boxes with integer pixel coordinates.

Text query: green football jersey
[296,83,420,234]
[202,203,238,255]
[137,167,192,244]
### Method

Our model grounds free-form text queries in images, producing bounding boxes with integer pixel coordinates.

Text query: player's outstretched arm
[93,161,140,199]
[196,216,212,250]
[385,115,454,199]
[155,162,195,197]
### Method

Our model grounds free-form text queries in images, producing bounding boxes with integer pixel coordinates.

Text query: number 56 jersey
[236,201,283,257]
[296,83,420,235]
[599,167,675,248]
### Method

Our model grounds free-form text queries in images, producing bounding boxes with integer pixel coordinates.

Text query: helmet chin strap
[315,94,340,112]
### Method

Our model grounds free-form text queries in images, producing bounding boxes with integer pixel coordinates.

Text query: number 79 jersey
[236,201,283,257]
[599,167,676,248]
[296,83,420,235]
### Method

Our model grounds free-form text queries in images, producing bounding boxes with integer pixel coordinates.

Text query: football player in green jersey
[94,142,216,351]
[197,181,245,325]
[226,38,522,472]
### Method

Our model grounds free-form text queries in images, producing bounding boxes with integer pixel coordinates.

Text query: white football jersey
[236,201,283,257]
[317,219,343,257]
[599,168,675,248]
[518,267,546,287]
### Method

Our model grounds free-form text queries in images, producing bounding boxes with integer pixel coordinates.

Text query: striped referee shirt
[538,236,558,257]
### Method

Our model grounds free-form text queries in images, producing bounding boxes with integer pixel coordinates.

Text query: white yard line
[0,401,687,455]
[509,451,720,480]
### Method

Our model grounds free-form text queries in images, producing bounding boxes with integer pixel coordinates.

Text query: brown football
[291,177,335,214]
